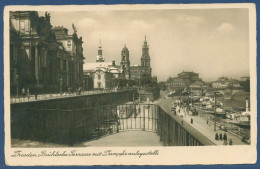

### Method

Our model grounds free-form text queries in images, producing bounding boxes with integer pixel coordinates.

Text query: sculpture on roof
[72,24,77,34]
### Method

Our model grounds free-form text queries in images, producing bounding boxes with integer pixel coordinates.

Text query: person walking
[229,139,233,145]
[215,133,219,140]
[27,88,30,100]
[22,87,25,98]
[191,118,193,124]
[34,86,38,100]
[219,133,223,140]
[68,87,71,95]
[223,133,227,141]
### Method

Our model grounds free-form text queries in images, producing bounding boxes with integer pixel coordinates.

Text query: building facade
[84,43,123,89]
[52,25,84,89]
[166,71,203,92]
[10,11,84,95]
[120,45,131,79]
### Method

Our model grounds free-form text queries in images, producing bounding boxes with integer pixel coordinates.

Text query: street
[155,91,247,145]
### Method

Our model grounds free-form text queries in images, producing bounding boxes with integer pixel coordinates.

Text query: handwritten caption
[11,150,159,158]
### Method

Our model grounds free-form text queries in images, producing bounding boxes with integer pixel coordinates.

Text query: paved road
[155,94,247,145]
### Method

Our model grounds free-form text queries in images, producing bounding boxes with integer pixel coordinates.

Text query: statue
[72,24,77,34]
[45,12,50,23]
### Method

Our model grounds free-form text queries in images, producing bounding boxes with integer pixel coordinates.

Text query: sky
[39,8,250,82]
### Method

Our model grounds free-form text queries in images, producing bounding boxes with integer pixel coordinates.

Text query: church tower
[96,40,105,62]
[120,45,131,79]
[141,36,152,78]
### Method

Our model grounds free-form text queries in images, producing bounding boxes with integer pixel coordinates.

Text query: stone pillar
[35,46,39,84]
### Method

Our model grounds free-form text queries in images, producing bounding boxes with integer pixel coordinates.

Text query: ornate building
[52,25,84,88]
[130,36,152,83]
[9,11,84,94]
[166,71,203,92]
[84,42,123,89]
[120,45,131,79]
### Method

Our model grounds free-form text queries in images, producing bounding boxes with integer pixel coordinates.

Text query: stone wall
[11,90,134,145]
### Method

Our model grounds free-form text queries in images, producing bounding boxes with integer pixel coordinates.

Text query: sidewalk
[155,96,247,146]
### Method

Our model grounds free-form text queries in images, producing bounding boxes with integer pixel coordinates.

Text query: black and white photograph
[4,4,257,165]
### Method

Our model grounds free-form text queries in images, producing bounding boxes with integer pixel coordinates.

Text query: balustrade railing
[10,88,136,103]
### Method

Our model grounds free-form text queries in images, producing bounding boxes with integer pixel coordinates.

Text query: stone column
[35,46,39,84]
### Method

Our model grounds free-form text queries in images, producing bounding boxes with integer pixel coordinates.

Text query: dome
[122,45,129,52]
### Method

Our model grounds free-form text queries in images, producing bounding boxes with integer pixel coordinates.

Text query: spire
[144,35,147,45]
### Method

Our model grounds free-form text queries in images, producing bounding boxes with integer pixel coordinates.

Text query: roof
[122,45,129,52]
[52,26,68,31]
[178,71,198,76]
[84,61,122,74]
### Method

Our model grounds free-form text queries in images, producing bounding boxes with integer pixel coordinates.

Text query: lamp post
[213,91,222,131]
[83,79,85,92]
[16,74,19,98]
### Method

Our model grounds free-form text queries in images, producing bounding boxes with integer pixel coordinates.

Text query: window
[67,41,71,47]
[63,60,66,71]
[98,82,101,88]
[98,74,101,80]
[20,21,25,30]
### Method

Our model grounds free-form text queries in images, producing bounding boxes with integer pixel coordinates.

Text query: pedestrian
[223,133,227,141]
[207,119,209,125]
[27,88,30,100]
[219,133,223,140]
[229,139,233,145]
[215,133,219,140]
[68,87,71,95]
[22,87,26,98]
[34,87,38,100]
[191,118,193,124]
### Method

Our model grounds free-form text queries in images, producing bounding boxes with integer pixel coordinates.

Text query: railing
[10,88,136,104]
[11,103,215,146]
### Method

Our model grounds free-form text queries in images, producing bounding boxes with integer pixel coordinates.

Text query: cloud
[217,22,235,33]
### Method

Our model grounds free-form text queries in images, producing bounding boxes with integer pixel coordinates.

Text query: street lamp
[16,74,19,98]
[83,79,85,92]
[213,91,222,131]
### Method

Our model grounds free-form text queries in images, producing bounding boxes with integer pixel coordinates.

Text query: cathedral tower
[141,36,151,78]
[120,45,131,79]
[96,40,105,62]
